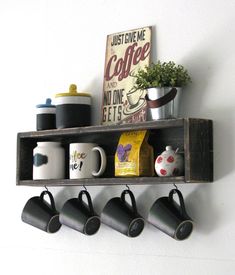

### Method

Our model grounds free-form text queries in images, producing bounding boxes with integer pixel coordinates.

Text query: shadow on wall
[179,18,235,118]
[178,24,235,180]
[208,106,235,181]
[136,185,170,218]
[151,25,157,61]
[185,183,220,235]
[84,77,103,126]
[54,186,81,211]
[179,51,215,118]
[93,186,124,215]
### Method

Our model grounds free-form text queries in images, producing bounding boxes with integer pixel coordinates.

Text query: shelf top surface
[17,118,211,139]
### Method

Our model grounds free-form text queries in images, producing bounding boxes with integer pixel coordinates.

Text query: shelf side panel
[17,136,36,183]
[184,118,213,182]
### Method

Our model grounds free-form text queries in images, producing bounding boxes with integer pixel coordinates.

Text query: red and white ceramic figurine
[155,146,184,177]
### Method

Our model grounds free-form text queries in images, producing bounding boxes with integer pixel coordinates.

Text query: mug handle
[40,190,56,211]
[121,189,138,215]
[145,87,177,108]
[168,189,187,216]
[91,146,107,177]
[78,190,95,215]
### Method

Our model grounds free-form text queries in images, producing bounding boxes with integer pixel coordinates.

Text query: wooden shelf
[16,118,213,186]
[18,176,187,187]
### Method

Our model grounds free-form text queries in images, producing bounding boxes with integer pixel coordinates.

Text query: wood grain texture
[18,176,185,187]
[184,118,213,182]
[16,118,213,186]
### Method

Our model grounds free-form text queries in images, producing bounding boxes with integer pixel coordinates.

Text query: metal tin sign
[101,26,152,125]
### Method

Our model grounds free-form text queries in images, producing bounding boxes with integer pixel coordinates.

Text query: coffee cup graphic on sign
[69,143,107,179]
[126,88,144,109]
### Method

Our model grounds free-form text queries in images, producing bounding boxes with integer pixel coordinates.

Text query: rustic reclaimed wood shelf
[16,118,213,186]
[18,176,186,187]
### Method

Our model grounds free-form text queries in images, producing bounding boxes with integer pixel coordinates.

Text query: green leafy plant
[133,61,191,90]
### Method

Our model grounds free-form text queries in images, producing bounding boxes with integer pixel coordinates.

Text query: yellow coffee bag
[115,130,154,177]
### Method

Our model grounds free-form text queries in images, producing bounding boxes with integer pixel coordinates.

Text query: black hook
[173,183,178,192]
[44,185,49,192]
[126,184,130,191]
[83,185,87,191]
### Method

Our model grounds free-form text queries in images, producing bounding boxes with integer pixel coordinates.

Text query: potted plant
[133,61,191,120]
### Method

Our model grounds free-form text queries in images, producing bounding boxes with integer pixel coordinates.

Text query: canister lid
[36,98,55,108]
[55,84,91,98]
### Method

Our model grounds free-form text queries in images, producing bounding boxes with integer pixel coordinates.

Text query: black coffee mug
[148,189,194,240]
[101,189,145,237]
[59,190,100,235]
[21,190,61,233]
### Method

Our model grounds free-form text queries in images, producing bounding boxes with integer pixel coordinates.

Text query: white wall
[0,0,235,274]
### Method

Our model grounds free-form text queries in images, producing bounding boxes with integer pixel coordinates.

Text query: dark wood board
[16,118,213,186]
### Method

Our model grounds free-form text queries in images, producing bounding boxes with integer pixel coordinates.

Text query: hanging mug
[101,189,145,237]
[21,190,61,233]
[59,190,101,235]
[148,189,194,240]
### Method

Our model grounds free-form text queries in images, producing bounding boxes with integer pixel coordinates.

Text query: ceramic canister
[55,84,91,129]
[155,146,184,177]
[33,141,65,180]
[36,98,56,130]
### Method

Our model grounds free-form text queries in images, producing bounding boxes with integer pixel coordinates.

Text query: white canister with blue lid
[36,98,56,130]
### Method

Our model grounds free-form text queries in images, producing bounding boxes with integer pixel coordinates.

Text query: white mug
[69,143,107,179]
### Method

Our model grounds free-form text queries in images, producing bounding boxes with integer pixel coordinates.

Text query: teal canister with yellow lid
[55,84,91,129]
